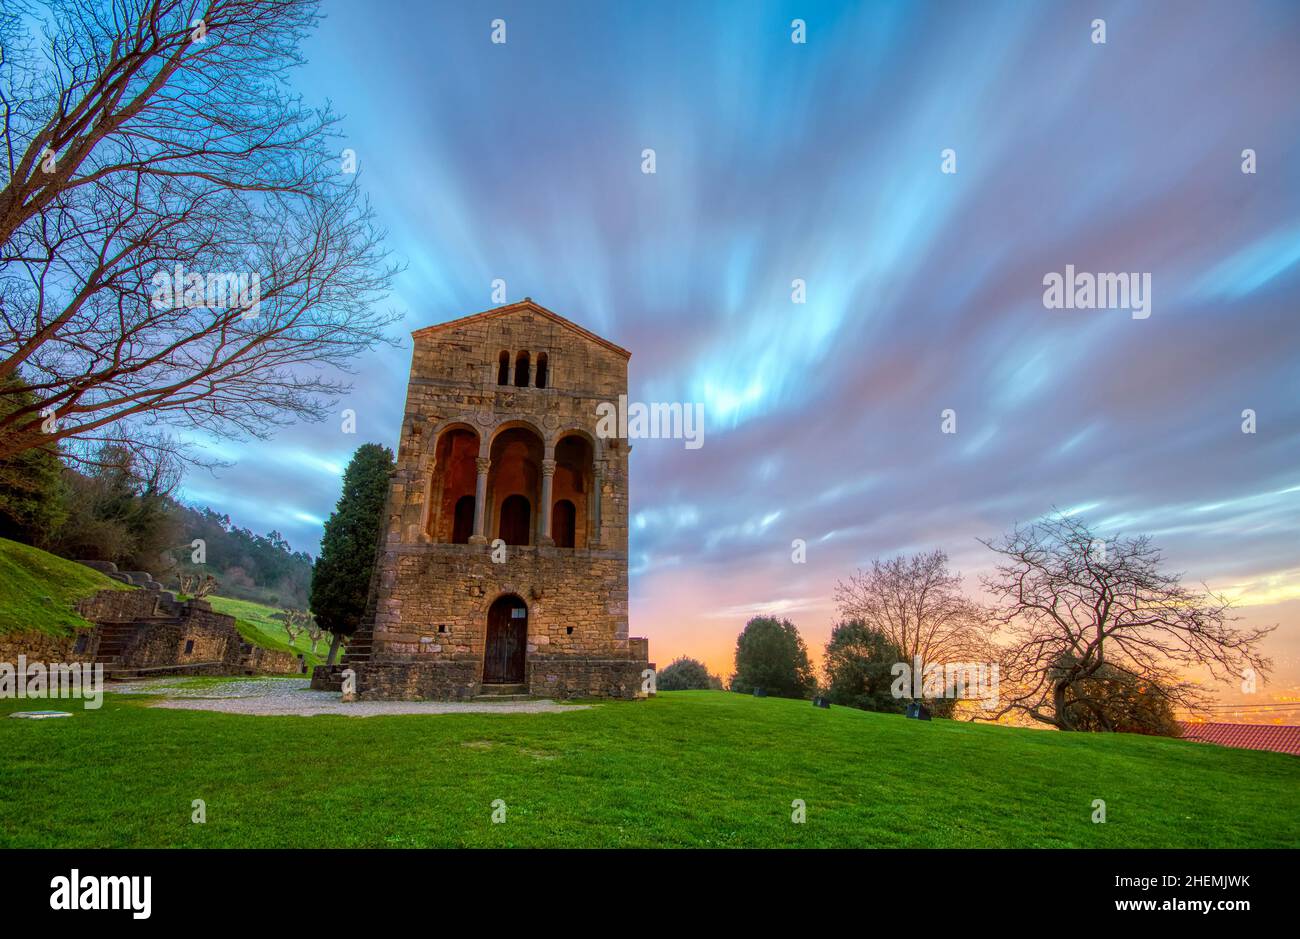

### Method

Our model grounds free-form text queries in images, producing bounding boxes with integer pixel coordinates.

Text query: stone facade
[334,299,650,700]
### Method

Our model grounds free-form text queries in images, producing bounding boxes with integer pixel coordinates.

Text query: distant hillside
[207,595,330,667]
[167,504,314,609]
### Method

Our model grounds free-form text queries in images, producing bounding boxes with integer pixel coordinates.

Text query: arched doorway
[483,594,527,684]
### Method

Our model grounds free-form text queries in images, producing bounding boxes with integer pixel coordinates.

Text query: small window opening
[514,351,530,387]
[535,352,549,389]
[497,351,510,385]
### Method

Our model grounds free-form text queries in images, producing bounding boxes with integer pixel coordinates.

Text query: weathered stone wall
[75,589,162,624]
[372,544,629,662]
[357,661,480,701]
[527,656,650,700]
[242,646,305,674]
[0,630,89,665]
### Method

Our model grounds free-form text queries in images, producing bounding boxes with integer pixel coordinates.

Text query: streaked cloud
[173,1,1299,689]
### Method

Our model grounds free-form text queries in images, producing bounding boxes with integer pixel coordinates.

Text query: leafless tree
[979,512,1274,730]
[178,571,215,599]
[833,549,993,666]
[281,606,311,644]
[0,0,399,465]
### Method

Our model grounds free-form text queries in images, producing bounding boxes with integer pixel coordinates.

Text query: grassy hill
[0,688,1295,848]
[0,536,127,635]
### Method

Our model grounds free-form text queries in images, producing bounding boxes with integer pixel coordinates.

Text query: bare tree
[281,607,311,645]
[305,618,325,654]
[178,571,216,599]
[833,549,992,666]
[0,0,399,464]
[980,513,1274,731]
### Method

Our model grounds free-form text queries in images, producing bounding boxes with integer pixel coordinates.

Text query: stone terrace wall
[76,589,163,624]
[357,661,480,701]
[527,655,649,700]
[0,630,86,665]
[243,646,306,674]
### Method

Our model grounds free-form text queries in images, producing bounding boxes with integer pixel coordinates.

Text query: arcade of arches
[426,424,597,548]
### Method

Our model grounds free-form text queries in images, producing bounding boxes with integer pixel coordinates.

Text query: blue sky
[177,0,1300,703]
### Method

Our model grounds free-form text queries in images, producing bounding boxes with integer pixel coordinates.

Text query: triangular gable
[411,299,631,359]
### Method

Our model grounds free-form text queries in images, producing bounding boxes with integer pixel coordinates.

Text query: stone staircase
[340,623,373,665]
[92,622,142,672]
[93,617,183,678]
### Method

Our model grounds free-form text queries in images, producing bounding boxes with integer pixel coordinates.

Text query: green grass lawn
[1,688,1295,848]
[206,595,328,667]
[0,537,127,635]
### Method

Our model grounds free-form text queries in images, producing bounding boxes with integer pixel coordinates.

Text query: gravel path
[108,677,590,717]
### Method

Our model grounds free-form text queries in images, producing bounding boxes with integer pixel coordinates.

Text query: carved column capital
[541,458,557,478]
[475,457,491,475]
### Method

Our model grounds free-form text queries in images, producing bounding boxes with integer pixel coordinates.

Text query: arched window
[514,351,530,387]
[488,424,543,549]
[499,494,531,546]
[552,434,593,549]
[451,495,475,544]
[496,351,510,385]
[552,499,576,548]
[430,426,479,543]
[535,352,549,389]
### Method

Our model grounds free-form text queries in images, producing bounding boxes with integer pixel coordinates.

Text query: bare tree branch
[0,0,401,463]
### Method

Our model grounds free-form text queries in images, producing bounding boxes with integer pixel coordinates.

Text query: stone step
[472,693,533,703]
[478,683,527,696]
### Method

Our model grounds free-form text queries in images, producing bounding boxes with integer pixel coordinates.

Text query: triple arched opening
[427,423,594,547]
[497,350,548,389]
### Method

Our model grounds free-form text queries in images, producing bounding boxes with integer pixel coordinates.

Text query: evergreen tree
[657,656,716,691]
[310,443,394,663]
[729,616,817,699]
[0,378,68,545]
[823,619,909,714]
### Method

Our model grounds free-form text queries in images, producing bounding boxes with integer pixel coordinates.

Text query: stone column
[591,460,604,548]
[469,457,490,544]
[538,458,556,546]
[418,456,436,543]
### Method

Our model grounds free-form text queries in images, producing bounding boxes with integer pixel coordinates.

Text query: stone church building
[325,299,651,700]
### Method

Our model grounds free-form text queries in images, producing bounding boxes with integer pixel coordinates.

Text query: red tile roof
[1178,721,1300,756]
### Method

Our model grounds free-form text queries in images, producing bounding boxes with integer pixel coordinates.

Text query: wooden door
[483,596,527,684]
